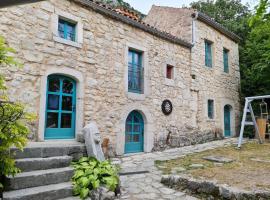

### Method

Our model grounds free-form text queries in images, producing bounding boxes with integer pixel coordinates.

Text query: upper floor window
[58,18,76,42]
[223,48,229,73]
[128,50,143,93]
[208,99,214,119]
[205,40,213,68]
[166,65,174,79]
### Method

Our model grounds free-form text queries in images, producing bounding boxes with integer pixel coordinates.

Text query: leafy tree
[0,36,34,193]
[190,0,251,41]
[240,0,270,97]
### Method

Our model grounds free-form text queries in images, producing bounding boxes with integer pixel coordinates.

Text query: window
[58,18,76,42]
[205,40,213,68]
[128,50,143,93]
[223,48,229,73]
[208,99,214,119]
[166,65,174,79]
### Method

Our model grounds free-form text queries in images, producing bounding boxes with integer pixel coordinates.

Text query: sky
[124,0,258,14]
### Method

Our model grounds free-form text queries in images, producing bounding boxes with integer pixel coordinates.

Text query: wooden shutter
[223,49,229,73]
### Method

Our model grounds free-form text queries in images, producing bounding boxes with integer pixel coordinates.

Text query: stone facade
[145,6,241,150]
[0,0,240,155]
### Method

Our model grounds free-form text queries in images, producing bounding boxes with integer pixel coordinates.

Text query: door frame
[125,110,144,153]
[38,67,84,141]
[116,103,154,155]
[221,101,235,137]
[224,105,231,137]
[45,75,77,140]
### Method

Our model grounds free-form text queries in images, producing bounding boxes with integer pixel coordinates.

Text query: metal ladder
[237,98,263,148]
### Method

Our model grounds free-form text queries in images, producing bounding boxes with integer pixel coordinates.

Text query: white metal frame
[238,95,270,147]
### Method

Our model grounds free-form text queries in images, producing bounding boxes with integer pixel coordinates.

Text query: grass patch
[155,142,270,191]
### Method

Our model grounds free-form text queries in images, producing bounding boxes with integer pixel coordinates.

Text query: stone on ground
[189,163,204,169]
[203,155,234,163]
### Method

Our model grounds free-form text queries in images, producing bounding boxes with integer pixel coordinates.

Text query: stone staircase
[3,141,86,200]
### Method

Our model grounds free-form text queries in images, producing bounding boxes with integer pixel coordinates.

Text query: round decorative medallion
[162,100,173,115]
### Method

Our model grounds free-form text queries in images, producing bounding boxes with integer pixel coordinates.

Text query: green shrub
[0,36,35,191]
[72,157,119,199]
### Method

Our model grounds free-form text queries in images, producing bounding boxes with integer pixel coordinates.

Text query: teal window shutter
[208,99,214,119]
[58,19,76,42]
[205,41,208,67]
[205,40,212,68]
[223,48,229,73]
[128,50,143,93]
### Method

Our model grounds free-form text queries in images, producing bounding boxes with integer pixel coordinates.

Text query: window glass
[58,18,76,42]
[61,113,72,128]
[208,99,214,119]
[205,40,212,67]
[128,50,143,93]
[46,112,58,128]
[48,78,60,92]
[63,79,73,94]
[47,94,59,110]
[223,48,229,73]
[166,65,174,79]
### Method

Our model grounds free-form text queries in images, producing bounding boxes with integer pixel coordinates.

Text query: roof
[73,0,193,49]
[0,0,45,8]
[193,12,241,43]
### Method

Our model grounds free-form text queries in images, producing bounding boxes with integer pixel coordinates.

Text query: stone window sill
[165,78,175,86]
[222,71,230,75]
[207,119,216,122]
[127,92,145,101]
[53,36,82,48]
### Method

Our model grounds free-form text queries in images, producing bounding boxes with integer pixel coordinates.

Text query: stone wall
[0,0,240,155]
[143,6,193,42]
[190,20,241,136]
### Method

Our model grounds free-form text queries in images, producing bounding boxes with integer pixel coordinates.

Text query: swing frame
[238,95,270,148]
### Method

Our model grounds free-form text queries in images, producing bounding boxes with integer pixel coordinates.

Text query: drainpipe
[192,12,198,45]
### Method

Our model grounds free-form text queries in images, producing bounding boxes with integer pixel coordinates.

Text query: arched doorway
[45,75,76,139]
[125,110,144,153]
[224,105,232,137]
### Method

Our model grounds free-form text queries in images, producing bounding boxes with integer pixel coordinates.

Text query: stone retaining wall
[153,125,223,151]
[161,175,270,200]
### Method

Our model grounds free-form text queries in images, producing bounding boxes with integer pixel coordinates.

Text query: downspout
[192,12,198,45]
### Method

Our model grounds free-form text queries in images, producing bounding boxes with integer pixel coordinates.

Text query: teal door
[45,75,76,139]
[125,111,144,153]
[224,105,231,137]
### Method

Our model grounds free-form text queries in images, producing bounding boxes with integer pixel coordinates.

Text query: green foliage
[72,157,119,199]
[190,0,251,41]
[240,0,270,97]
[0,36,34,188]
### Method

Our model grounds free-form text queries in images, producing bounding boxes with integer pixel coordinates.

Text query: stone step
[5,167,74,190]
[10,141,86,160]
[58,197,81,200]
[3,182,73,200]
[16,156,73,172]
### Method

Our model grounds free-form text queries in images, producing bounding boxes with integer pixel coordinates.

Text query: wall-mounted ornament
[162,99,173,115]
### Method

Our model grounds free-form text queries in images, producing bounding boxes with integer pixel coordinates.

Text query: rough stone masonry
[0,0,240,155]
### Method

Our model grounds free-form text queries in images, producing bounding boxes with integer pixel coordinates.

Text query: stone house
[0,0,240,156]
